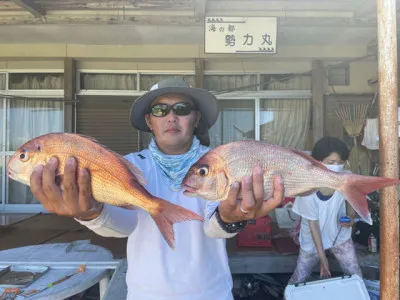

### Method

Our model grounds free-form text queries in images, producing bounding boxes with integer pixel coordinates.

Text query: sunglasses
[149,102,196,117]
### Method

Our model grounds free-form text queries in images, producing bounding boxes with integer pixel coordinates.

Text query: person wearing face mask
[287,137,362,284]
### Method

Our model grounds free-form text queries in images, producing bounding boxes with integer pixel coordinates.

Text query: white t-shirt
[78,146,235,300]
[291,191,352,253]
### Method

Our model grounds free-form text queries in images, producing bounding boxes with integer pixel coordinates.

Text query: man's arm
[204,201,238,239]
[76,204,138,238]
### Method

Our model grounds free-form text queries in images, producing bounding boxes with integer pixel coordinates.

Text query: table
[0,242,121,300]
[102,260,127,300]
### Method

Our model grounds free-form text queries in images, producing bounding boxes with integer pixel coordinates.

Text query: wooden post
[194,58,210,146]
[311,60,324,144]
[64,58,76,133]
[376,0,399,299]
[195,58,204,89]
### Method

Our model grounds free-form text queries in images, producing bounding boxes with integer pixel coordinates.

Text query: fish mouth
[182,183,198,196]
[6,166,16,179]
[6,168,29,185]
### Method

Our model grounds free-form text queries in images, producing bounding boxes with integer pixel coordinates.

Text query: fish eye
[18,151,29,162]
[198,166,209,177]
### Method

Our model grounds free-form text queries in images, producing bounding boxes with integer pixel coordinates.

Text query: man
[30,78,284,300]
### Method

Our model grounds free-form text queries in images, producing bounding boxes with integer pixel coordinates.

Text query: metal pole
[376,0,399,299]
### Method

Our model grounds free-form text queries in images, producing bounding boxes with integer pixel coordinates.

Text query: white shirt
[77,146,235,300]
[291,191,352,253]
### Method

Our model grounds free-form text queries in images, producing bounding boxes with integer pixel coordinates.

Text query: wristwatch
[214,207,248,233]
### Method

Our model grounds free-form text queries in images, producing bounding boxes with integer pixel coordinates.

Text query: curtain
[261,74,311,90]
[204,75,257,92]
[6,99,63,204]
[9,73,64,89]
[260,99,311,150]
[81,73,136,90]
[0,73,5,90]
[140,75,195,90]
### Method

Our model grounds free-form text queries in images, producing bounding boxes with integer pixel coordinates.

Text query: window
[209,99,255,148]
[80,73,136,90]
[2,98,63,205]
[204,75,257,92]
[9,73,64,89]
[260,74,311,90]
[327,66,350,86]
[140,74,195,91]
[260,98,310,149]
[0,73,5,90]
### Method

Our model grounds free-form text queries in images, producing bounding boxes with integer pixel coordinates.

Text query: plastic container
[284,275,371,300]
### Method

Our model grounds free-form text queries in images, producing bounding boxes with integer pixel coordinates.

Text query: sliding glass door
[209,99,255,148]
[1,98,63,212]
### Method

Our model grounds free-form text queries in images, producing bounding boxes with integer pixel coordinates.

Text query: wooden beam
[311,60,324,144]
[11,0,46,18]
[64,58,76,133]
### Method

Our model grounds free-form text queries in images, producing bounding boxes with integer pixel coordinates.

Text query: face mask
[323,163,344,173]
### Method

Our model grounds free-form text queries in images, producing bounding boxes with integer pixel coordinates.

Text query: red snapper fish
[182,140,400,225]
[7,132,203,249]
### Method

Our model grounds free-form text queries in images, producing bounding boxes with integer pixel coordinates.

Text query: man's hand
[218,166,284,223]
[30,156,103,220]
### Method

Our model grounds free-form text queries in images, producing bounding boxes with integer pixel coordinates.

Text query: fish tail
[150,198,204,250]
[341,174,400,225]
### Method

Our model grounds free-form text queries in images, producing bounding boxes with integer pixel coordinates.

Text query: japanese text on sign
[205,17,277,54]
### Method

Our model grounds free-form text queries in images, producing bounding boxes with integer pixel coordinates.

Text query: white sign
[204,17,277,54]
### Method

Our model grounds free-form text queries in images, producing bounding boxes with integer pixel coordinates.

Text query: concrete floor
[0,213,128,259]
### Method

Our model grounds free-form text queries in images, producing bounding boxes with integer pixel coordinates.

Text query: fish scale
[224,145,341,198]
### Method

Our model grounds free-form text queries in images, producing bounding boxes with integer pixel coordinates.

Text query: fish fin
[75,133,101,143]
[342,174,400,225]
[151,199,204,250]
[119,157,147,186]
[290,149,327,170]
